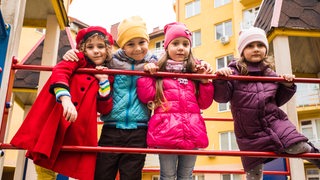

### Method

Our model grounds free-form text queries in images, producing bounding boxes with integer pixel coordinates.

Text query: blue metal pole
[0,9,10,84]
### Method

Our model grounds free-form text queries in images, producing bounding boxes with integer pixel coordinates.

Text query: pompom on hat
[163,22,192,49]
[237,27,269,56]
[76,26,114,49]
[116,16,149,48]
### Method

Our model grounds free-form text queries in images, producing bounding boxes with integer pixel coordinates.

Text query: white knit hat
[238,27,269,56]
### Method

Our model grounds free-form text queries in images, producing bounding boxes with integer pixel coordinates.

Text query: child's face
[84,36,109,65]
[167,37,191,62]
[122,37,149,61]
[242,41,267,63]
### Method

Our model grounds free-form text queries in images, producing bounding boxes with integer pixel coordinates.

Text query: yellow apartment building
[145,0,320,180]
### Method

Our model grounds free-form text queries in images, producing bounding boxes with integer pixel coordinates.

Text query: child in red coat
[10,26,114,180]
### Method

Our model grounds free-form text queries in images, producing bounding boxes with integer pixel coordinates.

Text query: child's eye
[172,42,179,46]
[257,43,265,47]
[97,44,106,49]
[126,43,134,47]
[247,44,254,48]
[139,40,147,45]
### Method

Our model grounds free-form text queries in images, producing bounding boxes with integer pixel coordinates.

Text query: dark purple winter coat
[213,60,308,171]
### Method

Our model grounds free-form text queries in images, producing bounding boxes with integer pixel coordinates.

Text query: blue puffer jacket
[213,60,308,171]
[100,49,158,129]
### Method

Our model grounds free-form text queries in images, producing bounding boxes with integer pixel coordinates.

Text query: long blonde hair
[147,50,199,111]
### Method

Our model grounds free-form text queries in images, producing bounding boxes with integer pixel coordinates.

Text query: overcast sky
[68,0,176,33]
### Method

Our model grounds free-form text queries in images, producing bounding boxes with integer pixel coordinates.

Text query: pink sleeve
[136,77,156,103]
[197,82,214,109]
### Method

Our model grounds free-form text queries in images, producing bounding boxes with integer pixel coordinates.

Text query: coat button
[80,87,85,91]
[73,102,78,106]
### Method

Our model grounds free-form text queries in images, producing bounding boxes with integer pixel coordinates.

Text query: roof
[14,28,75,89]
[23,0,69,29]
[255,0,320,33]
[254,0,320,75]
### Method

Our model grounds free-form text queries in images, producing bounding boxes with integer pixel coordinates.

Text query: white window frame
[193,174,205,180]
[215,20,232,40]
[306,168,320,180]
[300,119,320,147]
[221,174,242,180]
[185,0,200,18]
[214,0,231,8]
[152,175,160,180]
[218,102,230,112]
[35,28,46,34]
[192,30,201,47]
[296,83,320,107]
[153,174,205,180]
[154,40,164,58]
[216,54,233,70]
[219,131,239,150]
[241,6,260,30]
[216,54,233,112]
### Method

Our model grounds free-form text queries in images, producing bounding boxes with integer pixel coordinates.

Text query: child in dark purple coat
[213,27,320,180]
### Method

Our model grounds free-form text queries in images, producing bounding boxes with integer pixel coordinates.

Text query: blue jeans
[159,154,197,180]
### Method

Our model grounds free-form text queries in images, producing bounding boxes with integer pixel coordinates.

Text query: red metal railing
[2,59,320,177]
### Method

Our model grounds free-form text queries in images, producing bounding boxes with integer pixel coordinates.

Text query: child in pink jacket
[137,22,213,180]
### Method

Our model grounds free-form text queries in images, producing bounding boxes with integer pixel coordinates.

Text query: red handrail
[11,63,320,83]
[5,61,320,178]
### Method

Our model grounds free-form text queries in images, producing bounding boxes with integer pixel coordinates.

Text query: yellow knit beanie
[117,16,149,48]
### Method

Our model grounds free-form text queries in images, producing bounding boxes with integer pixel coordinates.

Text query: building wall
[173,0,264,170]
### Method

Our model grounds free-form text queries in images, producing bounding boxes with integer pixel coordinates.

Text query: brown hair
[236,53,274,75]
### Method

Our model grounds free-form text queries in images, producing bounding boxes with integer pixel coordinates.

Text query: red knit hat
[76,26,114,49]
[163,22,192,49]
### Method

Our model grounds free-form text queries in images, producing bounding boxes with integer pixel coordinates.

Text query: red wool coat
[10,53,113,180]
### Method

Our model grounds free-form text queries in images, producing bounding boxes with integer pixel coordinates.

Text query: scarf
[165,59,188,84]
[165,59,186,73]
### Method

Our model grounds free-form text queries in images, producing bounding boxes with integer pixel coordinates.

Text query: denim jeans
[159,154,197,180]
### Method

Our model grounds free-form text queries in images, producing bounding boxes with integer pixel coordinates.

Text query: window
[154,40,164,58]
[152,175,160,180]
[192,30,201,47]
[153,173,204,180]
[214,0,231,8]
[221,174,241,180]
[186,0,200,18]
[241,6,260,30]
[216,55,233,112]
[70,23,79,33]
[219,131,238,150]
[216,54,233,69]
[306,168,320,180]
[193,174,205,180]
[35,28,45,34]
[215,20,232,40]
[296,83,320,107]
[218,102,230,112]
[300,119,320,147]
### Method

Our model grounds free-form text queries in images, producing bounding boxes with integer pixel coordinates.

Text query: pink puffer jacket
[137,77,214,149]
